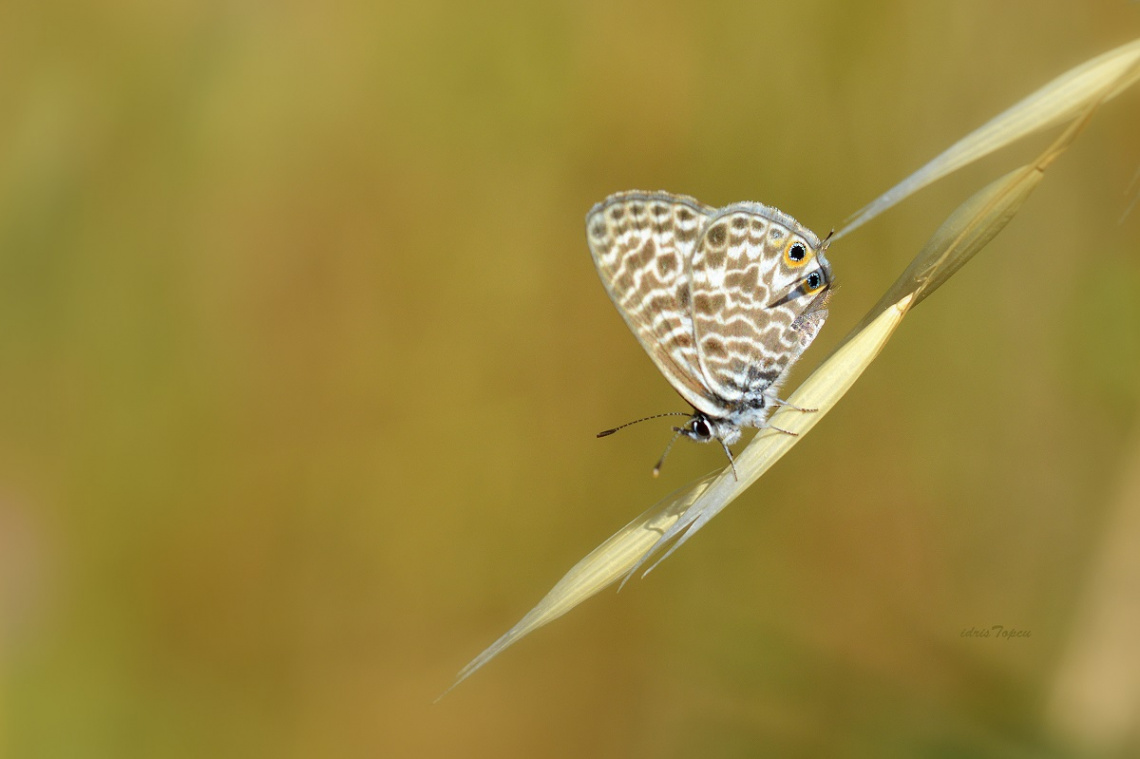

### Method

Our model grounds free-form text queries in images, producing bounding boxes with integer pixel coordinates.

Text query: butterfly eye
[804,270,825,293]
[691,418,711,439]
[785,242,808,266]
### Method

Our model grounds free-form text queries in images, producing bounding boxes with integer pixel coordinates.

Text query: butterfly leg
[766,424,800,437]
[719,440,739,481]
[652,427,687,478]
[769,396,817,413]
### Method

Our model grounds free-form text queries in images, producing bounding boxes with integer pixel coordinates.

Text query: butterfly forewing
[586,191,719,414]
[689,204,832,416]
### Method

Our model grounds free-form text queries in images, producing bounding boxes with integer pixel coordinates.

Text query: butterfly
[586,190,833,475]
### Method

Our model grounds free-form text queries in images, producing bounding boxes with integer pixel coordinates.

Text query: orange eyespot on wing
[784,241,810,267]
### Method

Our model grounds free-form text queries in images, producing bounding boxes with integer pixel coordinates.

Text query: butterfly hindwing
[688,203,832,418]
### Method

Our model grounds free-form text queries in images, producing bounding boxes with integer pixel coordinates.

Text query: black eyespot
[806,271,823,290]
[788,242,807,262]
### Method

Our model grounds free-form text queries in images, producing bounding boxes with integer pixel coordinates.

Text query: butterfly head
[679,413,741,447]
[648,411,742,477]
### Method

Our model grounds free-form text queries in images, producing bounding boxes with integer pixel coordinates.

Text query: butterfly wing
[688,203,833,415]
[586,191,720,415]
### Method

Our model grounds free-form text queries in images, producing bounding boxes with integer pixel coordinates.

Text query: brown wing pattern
[586,191,718,415]
[688,203,832,414]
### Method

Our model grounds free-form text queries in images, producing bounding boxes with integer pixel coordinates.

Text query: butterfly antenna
[652,426,687,477]
[596,411,691,438]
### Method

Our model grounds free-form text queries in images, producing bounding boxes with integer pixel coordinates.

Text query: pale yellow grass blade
[434,472,718,701]
[621,115,1087,583]
[440,43,1140,698]
[438,300,909,701]
[836,37,1140,239]
[439,124,1071,698]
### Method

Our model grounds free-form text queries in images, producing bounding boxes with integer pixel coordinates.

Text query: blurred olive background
[2,2,1139,757]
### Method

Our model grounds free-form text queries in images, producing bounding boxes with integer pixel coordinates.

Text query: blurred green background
[2,2,1139,757]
